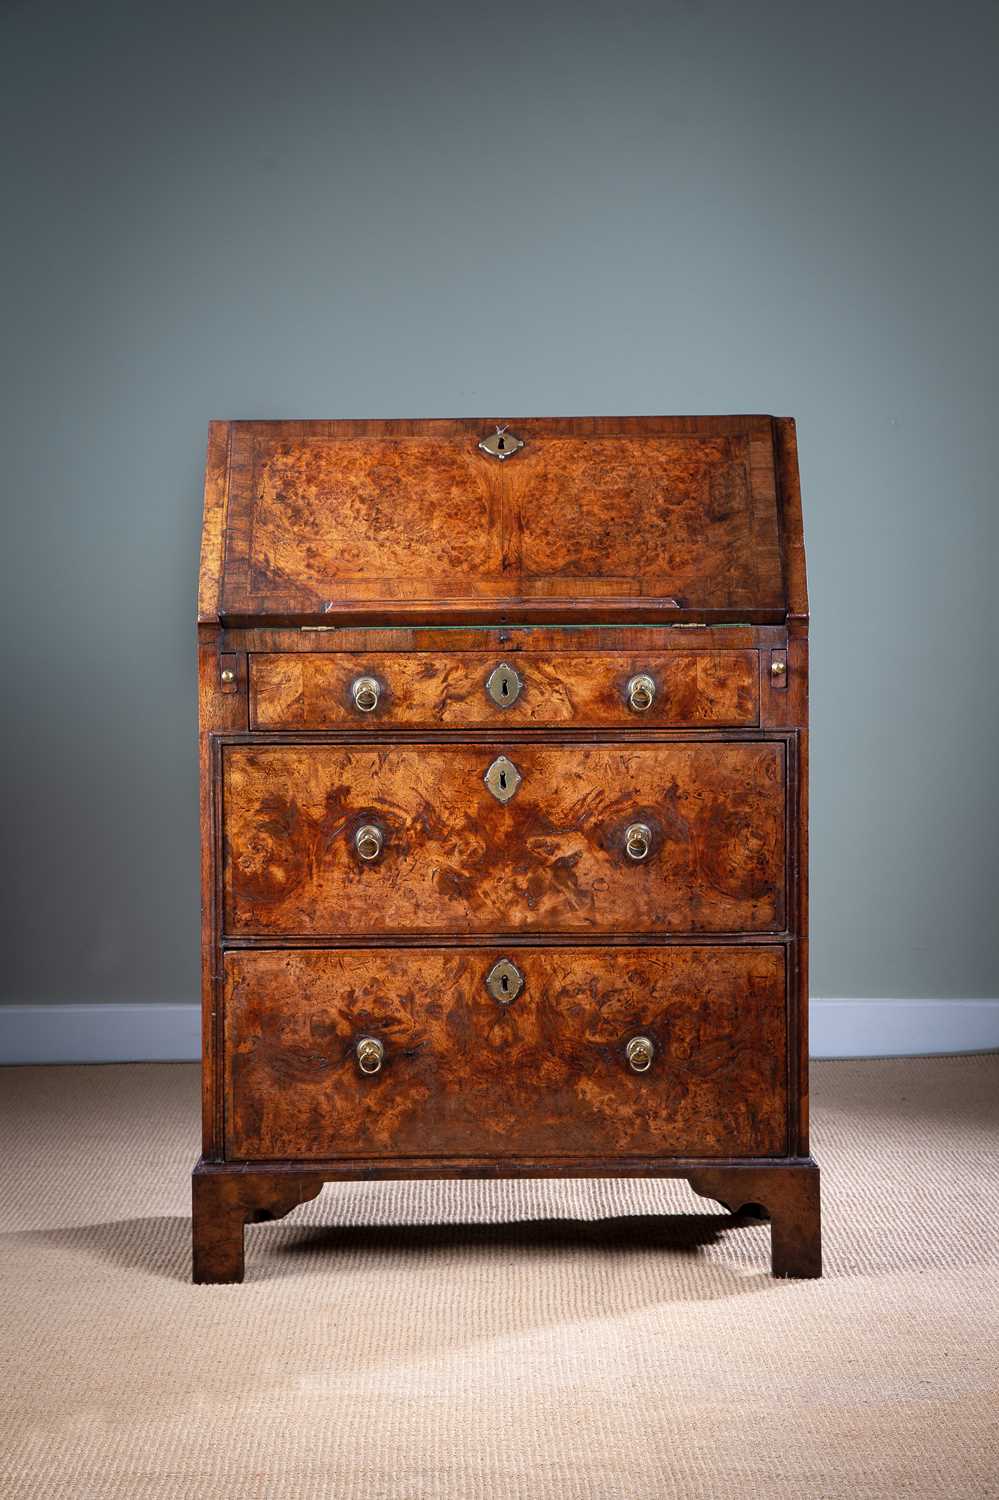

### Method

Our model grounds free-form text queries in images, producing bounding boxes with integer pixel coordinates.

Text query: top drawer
[249,650,759,730]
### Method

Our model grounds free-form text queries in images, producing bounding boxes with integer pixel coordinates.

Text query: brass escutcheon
[356,1037,384,1075]
[485,661,523,708]
[485,958,524,1004]
[351,675,381,713]
[484,755,522,804]
[626,1036,654,1073]
[478,426,525,461]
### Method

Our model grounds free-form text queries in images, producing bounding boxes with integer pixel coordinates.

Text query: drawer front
[223,740,786,936]
[249,650,760,730]
[224,946,788,1160]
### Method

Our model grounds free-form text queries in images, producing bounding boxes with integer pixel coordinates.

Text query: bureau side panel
[198,422,230,624]
[773,416,809,1154]
[198,630,246,1156]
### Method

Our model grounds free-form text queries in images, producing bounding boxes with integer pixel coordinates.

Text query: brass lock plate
[478,426,525,460]
[484,755,522,804]
[485,958,524,1004]
[485,661,523,708]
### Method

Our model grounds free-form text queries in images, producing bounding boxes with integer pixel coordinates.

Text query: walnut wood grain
[223,946,787,1161]
[250,649,760,730]
[229,624,771,655]
[222,740,786,936]
[214,416,785,625]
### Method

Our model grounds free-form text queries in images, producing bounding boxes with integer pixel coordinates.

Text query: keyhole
[499,770,508,791]
[500,973,510,995]
[497,434,506,451]
[500,675,510,698]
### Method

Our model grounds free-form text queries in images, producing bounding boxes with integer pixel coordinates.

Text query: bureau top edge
[198,415,807,629]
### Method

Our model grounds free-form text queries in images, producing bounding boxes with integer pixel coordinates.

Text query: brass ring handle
[626,673,656,713]
[351,675,381,713]
[624,822,652,861]
[354,824,384,862]
[356,1037,384,1075]
[626,1036,654,1073]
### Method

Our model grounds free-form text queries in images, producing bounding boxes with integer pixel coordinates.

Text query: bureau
[192,415,821,1282]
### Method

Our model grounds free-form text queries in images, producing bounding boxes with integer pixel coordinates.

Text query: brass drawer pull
[356,1037,384,1075]
[624,822,652,861]
[354,824,384,862]
[351,675,382,713]
[626,1035,654,1073]
[626,673,656,713]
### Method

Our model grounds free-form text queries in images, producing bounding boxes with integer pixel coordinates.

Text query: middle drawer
[222,739,786,936]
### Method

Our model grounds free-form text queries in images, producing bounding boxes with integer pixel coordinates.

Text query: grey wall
[2,0,997,1013]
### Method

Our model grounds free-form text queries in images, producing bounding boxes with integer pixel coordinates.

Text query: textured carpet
[1,1056,997,1499]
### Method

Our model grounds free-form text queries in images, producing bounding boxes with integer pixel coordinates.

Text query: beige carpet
[1,1057,997,1499]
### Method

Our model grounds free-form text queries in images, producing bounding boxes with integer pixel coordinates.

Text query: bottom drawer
[223,946,787,1161]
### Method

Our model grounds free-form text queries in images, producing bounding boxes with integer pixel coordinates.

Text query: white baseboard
[0,1004,202,1065]
[808,998,999,1059]
[1,998,997,1065]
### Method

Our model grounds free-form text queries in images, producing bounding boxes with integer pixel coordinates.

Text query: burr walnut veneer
[193,415,820,1282]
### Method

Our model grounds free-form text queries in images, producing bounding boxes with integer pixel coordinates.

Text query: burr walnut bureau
[192,415,821,1282]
